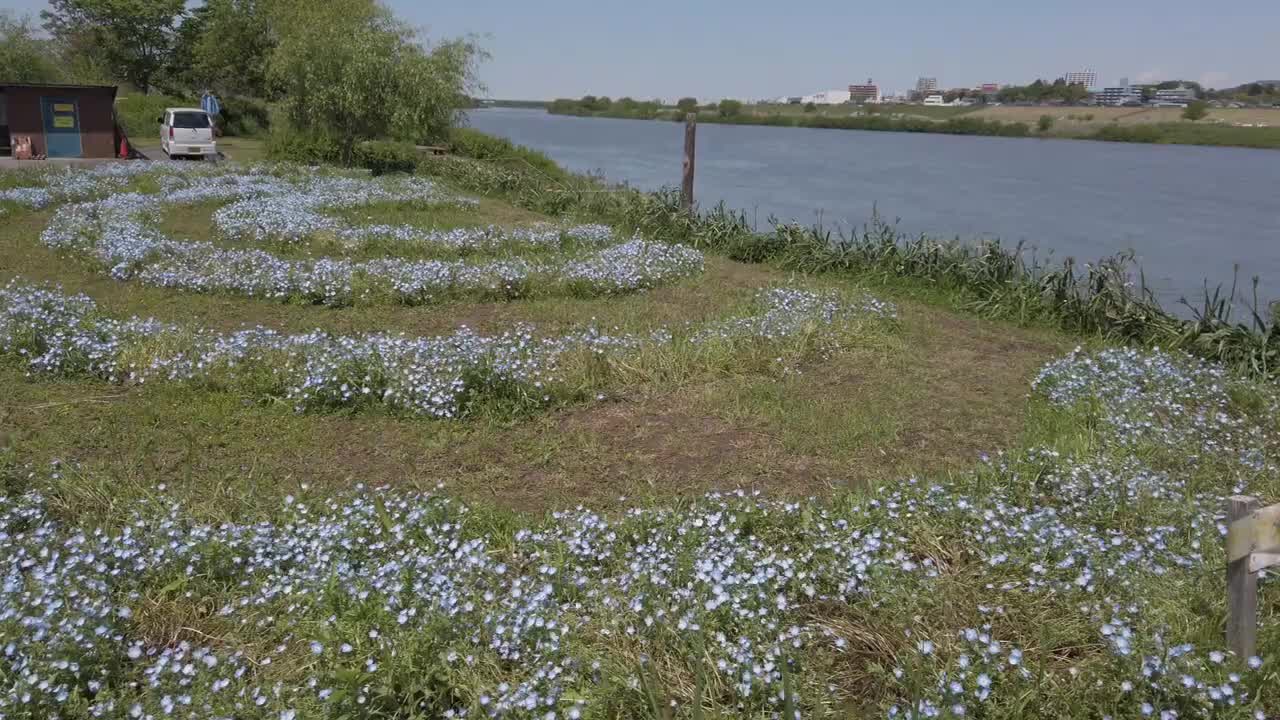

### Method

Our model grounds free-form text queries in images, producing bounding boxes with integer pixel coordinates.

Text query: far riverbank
[546,102,1280,151]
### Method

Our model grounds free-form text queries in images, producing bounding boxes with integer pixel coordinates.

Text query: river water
[467,108,1280,311]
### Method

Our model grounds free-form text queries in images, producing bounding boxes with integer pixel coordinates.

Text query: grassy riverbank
[1,148,1276,719]
[547,100,1280,149]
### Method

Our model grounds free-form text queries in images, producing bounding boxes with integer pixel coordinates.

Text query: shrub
[718,99,744,118]
[1182,100,1209,121]
[265,125,342,164]
[217,96,271,137]
[447,128,567,179]
[1093,124,1165,144]
[353,140,418,175]
[115,93,193,140]
[1038,114,1055,132]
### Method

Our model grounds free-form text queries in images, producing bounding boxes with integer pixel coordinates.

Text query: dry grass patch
[1,296,1065,517]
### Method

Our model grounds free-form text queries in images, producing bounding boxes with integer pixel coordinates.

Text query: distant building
[848,79,881,103]
[1154,84,1197,104]
[915,77,939,95]
[979,83,1001,95]
[923,94,945,106]
[1097,86,1144,106]
[1062,70,1099,89]
[802,89,852,105]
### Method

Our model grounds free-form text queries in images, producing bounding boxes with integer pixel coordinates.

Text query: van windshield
[172,112,211,129]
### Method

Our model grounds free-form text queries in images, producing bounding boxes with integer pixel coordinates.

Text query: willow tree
[267,0,481,164]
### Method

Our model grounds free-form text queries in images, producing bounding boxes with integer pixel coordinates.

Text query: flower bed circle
[1,280,893,419]
[35,165,706,306]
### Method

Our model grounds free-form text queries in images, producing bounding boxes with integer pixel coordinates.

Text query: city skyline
[3,0,1276,100]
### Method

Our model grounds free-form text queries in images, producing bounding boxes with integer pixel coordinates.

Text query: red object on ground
[13,135,34,160]
[119,137,129,158]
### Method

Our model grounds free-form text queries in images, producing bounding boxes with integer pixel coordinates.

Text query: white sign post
[1226,495,1280,658]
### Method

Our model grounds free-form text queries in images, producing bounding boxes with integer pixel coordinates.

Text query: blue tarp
[201,93,221,117]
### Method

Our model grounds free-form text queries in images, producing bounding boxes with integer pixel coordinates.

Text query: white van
[159,108,216,159]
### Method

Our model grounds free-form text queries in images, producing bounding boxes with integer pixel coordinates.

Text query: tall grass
[548,103,1033,138]
[115,94,195,139]
[448,127,569,180]
[419,152,1280,378]
[1092,122,1280,149]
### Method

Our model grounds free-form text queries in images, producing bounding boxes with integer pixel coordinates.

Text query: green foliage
[353,140,418,176]
[549,101,1035,139]
[41,0,185,92]
[114,93,194,139]
[216,95,271,137]
[1157,79,1203,95]
[803,102,817,113]
[718,99,743,118]
[799,113,1032,138]
[1182,100,1209,121]
[1205,81,1280,106]
[997,79,1090,104]
[547,95,667,119]
[192,0,274,97]
[1092,122,1280,149]
[448,127,567,179]
[1038,114,1055,132]
[267,1,481,164]
[158,2,206,92]
[264,125,342,164]
[115,93,266,139]
[0,12,65,83]
[676,97,698,112]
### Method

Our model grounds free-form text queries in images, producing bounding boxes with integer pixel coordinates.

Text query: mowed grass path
[0,174,1068,520]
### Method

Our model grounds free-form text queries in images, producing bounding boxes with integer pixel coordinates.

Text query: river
[467,108,1280,312]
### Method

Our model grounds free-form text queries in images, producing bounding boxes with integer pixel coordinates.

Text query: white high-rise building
[915,77,939,95]
[1062,70,1098,89]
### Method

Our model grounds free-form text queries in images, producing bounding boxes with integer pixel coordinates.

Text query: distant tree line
[548,95,749,120]
[996,79,1091,104]
[548,95,669,119]
[1204,81,1280,105]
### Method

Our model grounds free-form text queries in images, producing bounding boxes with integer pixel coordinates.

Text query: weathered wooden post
[1227,495,1261,658]
[681,113,696,212]
[1226,495,1280,658]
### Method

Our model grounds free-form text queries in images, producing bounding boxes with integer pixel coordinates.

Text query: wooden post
[681,113,696,212]
[1227,495,1260,659]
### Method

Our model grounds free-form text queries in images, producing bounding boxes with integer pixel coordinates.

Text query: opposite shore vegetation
[537,96,1280,150]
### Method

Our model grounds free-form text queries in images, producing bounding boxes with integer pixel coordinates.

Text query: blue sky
[5,0,1276,100]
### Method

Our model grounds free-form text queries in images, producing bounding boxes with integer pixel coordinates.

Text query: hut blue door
[41,97,82,158]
